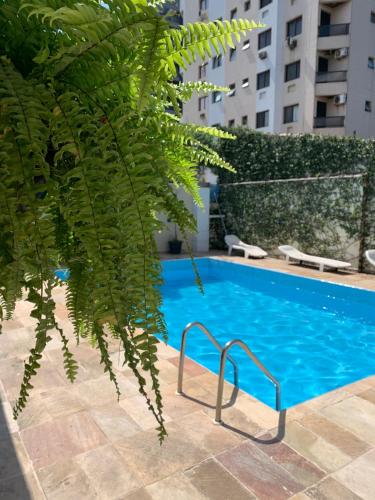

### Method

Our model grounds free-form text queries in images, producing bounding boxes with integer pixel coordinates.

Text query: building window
[371,11,375,23]
[287,16,302,38]
[260,0,272,8]
[212,54,222,69]
[365,100,372,112]
[242,39,250,50]
[230,8,237,19]
[228,119,235,127]
[285,60,300,82]
[257,69,270,90]
[227,83,236,97]
[198,62,208,79]
[258,29,272,50]
[242,115,248,126]
[256,110,269,128]
[284,104,299,123]
[199,0,208,11]
[212,91,222,103]
[242,77,249,88]
[229,47,237,61]
[244,1,251,11]
[369,57,375,69]
[198,96,207,112]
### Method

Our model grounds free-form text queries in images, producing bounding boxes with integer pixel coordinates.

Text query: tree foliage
[0,0,260,440]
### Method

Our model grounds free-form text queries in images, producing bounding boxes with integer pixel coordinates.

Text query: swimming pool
[161,258,375,410]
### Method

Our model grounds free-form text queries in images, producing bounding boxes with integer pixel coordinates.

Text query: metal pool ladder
[177,322,281,424]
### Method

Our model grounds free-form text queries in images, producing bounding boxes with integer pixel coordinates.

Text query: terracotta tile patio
[0,256,374,499]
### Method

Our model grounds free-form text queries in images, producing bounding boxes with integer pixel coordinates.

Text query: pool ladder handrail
[177,322,239,395]
[215,339,281,423]
[177,322,281,423]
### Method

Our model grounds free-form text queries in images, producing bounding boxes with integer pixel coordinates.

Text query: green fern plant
[0,0,261,440]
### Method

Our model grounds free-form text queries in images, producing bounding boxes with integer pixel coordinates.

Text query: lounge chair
[365,249,375,268]
[225,235,267,259]
[278,245,351,272]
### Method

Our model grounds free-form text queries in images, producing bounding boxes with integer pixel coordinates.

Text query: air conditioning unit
[287,37,298,50]
[258,50,268,60]
[334,94,347,105]
[334,47,349,59]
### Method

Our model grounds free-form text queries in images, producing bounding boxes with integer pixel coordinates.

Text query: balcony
[316,71,347,83]
[318,23,350,37]
[314,116,345,128]
[315,71,347,96]
[317,24,350,51]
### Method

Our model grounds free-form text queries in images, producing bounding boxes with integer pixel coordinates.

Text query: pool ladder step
[177,322,281,423]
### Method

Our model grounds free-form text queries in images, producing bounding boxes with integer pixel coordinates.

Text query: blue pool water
[161,258,375,409]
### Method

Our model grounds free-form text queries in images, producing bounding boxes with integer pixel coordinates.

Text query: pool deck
[0,255,375,499]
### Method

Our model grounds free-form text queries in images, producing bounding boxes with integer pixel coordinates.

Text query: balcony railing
[314,116,345,128]
[318,23,350,37]
[316,70,347,83]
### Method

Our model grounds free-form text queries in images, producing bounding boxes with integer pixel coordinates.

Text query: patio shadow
[0,395,31,499]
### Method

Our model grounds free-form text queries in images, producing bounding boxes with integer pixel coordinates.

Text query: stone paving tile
[119,394,172,431]
[0,471,45,500]
[160,385,207,420]
[144,472,205,500]
[76,444,140,499]
[302,388,352,411]
[37,458,97,500]
[304,477,363,500]
[122,488,153,500]
[0,400,19,435]
[21,411,107,469]
[298,412,370,459]
[253,432,325,488]
[0,433,31,481]
[282,420,352,472]
[168,356,207,378]
[185,458,256,500]
[89,403,141,441]
[217,440,304,500]
[15,394,53,432]
[172,411,242,455]
[203,405,263,439]
[321,396,375,446]
[357,388,375,406]
[333,449,375,500]
[40,387,84,419]
[114,425,209,485]
[230,393,281,430]
[155,359,182,386]
[344,380,374,395]
[71,374,137,409]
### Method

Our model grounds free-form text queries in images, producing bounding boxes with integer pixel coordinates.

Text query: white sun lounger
[278,245,351,272]
[365,249,375,268]
[225,235,267,259]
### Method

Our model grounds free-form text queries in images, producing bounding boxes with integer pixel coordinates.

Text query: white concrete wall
[155,187,210,253]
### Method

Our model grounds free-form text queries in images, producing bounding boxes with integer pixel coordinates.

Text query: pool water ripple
[161,258,375,409]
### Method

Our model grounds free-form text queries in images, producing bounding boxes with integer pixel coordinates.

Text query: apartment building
[180,0,375,137]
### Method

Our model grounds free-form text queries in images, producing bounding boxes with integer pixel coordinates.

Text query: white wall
[155,187,211,253]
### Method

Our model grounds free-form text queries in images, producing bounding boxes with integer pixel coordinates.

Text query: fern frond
[163,19,263,74]
[1,0,262,439]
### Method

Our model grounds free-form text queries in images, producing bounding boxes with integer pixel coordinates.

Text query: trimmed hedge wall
[208,129,375,272]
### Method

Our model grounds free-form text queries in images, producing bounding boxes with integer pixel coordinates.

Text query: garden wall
[208,129,375,272]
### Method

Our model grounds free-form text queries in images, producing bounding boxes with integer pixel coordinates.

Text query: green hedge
[208,129,375,272]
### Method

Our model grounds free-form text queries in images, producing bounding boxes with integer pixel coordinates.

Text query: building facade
[180,0,375,137]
